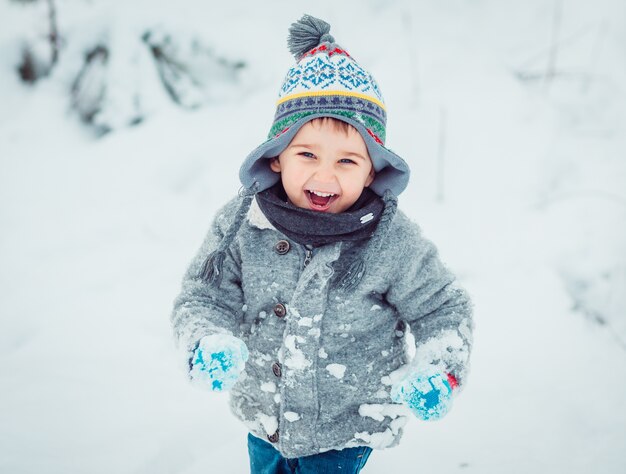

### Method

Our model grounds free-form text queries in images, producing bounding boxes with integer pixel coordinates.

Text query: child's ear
[269,157,281,173]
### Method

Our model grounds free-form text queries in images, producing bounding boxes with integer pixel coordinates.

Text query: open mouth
[305,190,339,212]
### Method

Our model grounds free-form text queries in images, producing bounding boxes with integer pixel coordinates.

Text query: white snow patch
[405,330,416,361]
[247,199,276,230]
[381,350,389,356]
[389,416,409,434]
[354,429,396,449]
[261,382,276,393]
[411,330,467,372]
[273,394,281,404]
[256,413,278,436]
[284,335,312,370]
[326,363,346,379]
[384,362,421,388]
[308,328,321,337]
[253,352,271,367]
[259,311,267,319]
[371,304,382,311]
[359,403,410,422]
[318,347,328,359]
[242,304,248,312]
[313,314,323,322]
[298,317,313,327]
[284,411,301,422]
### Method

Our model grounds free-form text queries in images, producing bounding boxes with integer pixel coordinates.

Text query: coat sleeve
[384,217,474,388]
[170,197,245,361]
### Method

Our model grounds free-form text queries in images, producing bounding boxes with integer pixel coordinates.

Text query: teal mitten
[391,371,457,421]
[189,334,249,391]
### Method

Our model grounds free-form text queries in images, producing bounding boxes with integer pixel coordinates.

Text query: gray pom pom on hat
[287,14,336,60]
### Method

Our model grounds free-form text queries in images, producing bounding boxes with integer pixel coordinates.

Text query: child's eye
[339,158,356,164]
[299,152,315,159]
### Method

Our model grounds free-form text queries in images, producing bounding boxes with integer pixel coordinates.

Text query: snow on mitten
[189,334,249,391]
[390,371,457,421]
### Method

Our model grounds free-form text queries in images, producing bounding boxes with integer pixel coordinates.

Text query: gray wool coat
[171,195,473,458]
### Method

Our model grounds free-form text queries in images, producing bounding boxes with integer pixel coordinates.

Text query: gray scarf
[255,183,384,246]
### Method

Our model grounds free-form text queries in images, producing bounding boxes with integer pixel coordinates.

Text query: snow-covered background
[1,0,625,472]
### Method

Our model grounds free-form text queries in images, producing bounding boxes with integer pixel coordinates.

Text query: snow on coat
[171,195,473,458]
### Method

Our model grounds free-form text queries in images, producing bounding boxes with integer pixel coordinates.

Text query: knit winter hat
[239,14,410,197]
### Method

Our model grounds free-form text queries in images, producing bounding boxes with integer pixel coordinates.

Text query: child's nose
[313,162,336,183]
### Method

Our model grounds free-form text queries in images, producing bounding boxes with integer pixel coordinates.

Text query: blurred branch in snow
[13,0,60,83]
[70,45,109,134]
[46,0,59,66]
[544,0,563,91]
[516,23,597,76]
[18,47,43,83]
[513,12,608,94]
[142,29,246,109]
[560,268,626,352]
[542,188,626,353]
[65,25,247,136]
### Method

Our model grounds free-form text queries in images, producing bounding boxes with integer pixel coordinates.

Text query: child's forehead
[290,119,364,143]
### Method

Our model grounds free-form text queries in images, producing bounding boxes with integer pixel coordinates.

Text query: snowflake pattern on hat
[279,51,384,104]
[271,43,387,144]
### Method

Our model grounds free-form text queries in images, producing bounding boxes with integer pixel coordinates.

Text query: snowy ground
[1,0,625,473]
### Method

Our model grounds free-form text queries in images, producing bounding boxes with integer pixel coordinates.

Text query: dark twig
[46,0,59,66]
[544,0,563,90]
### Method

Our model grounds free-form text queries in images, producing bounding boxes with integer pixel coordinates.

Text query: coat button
[273,303,287,318]
[395,320,406,336]
[272,362,282,377]
[275,240,290,255]
[267,430,279,443]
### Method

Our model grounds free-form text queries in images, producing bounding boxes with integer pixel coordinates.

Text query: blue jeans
[247,433,372,474]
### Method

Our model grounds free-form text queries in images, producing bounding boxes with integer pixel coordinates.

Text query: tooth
[311,190,335,197]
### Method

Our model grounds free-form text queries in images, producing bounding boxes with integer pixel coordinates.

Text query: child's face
[270,120,375,213]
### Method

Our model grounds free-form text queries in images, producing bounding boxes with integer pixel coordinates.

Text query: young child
[171,15,473,473]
